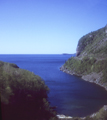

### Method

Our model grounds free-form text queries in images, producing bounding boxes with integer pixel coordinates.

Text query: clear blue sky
[0,0,107,54]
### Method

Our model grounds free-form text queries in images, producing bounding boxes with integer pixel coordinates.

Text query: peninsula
[60,25,107,120]
[61,25,107,90]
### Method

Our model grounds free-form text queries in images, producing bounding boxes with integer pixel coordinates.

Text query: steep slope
[76,25,107,58]
[0,61,57,120]
[60,25,107,120]
[61,25,107,90]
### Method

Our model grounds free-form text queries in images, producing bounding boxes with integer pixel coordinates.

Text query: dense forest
[0,61,58,120]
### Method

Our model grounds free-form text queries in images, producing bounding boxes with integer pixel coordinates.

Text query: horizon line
[0,53,76,55]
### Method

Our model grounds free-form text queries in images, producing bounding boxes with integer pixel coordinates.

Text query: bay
[0,54,107,117]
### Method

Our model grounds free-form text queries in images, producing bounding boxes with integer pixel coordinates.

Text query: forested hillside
[60,25,107,120]
[0,61,57,120]
[61,25,107,88]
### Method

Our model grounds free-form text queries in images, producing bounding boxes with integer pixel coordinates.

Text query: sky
[0,0,107,54]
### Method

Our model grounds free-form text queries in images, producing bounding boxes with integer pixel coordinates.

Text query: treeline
[0,61,58,120]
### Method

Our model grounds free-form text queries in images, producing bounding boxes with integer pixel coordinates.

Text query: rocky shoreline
[60,65,107,91]
[57,105,107,120]
[58,65,107,119]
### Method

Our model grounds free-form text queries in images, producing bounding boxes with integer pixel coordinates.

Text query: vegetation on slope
[76,25,107,58]
[62,25,107,119]
[0,61,57,120]
[64,56,107,83]
[64,25,107,83]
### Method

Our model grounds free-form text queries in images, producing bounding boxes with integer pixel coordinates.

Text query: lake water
[0,54,107,117]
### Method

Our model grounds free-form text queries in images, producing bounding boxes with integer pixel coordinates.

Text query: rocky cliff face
[76,25,107,58]
[60,24,107,120]
[61,25,107,90]
[105,25,107,34]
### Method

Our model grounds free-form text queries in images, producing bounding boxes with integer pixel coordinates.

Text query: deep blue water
[0,54,107,117]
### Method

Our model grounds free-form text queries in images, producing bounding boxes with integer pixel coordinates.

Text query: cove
[0,54,107,117]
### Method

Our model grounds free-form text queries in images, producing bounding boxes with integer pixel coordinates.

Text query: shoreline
[57,65,107,119]
[60,65,107,91]
[57,105,107,120]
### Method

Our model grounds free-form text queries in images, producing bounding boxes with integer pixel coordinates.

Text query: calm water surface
[0,54,107,117]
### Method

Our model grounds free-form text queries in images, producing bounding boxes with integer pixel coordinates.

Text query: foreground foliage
[0,61,57,120]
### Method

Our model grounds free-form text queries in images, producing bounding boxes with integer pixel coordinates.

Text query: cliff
[76,25,107,58]
[60,25,107,120]
[0,61,57,120]
[61,25,107,90]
